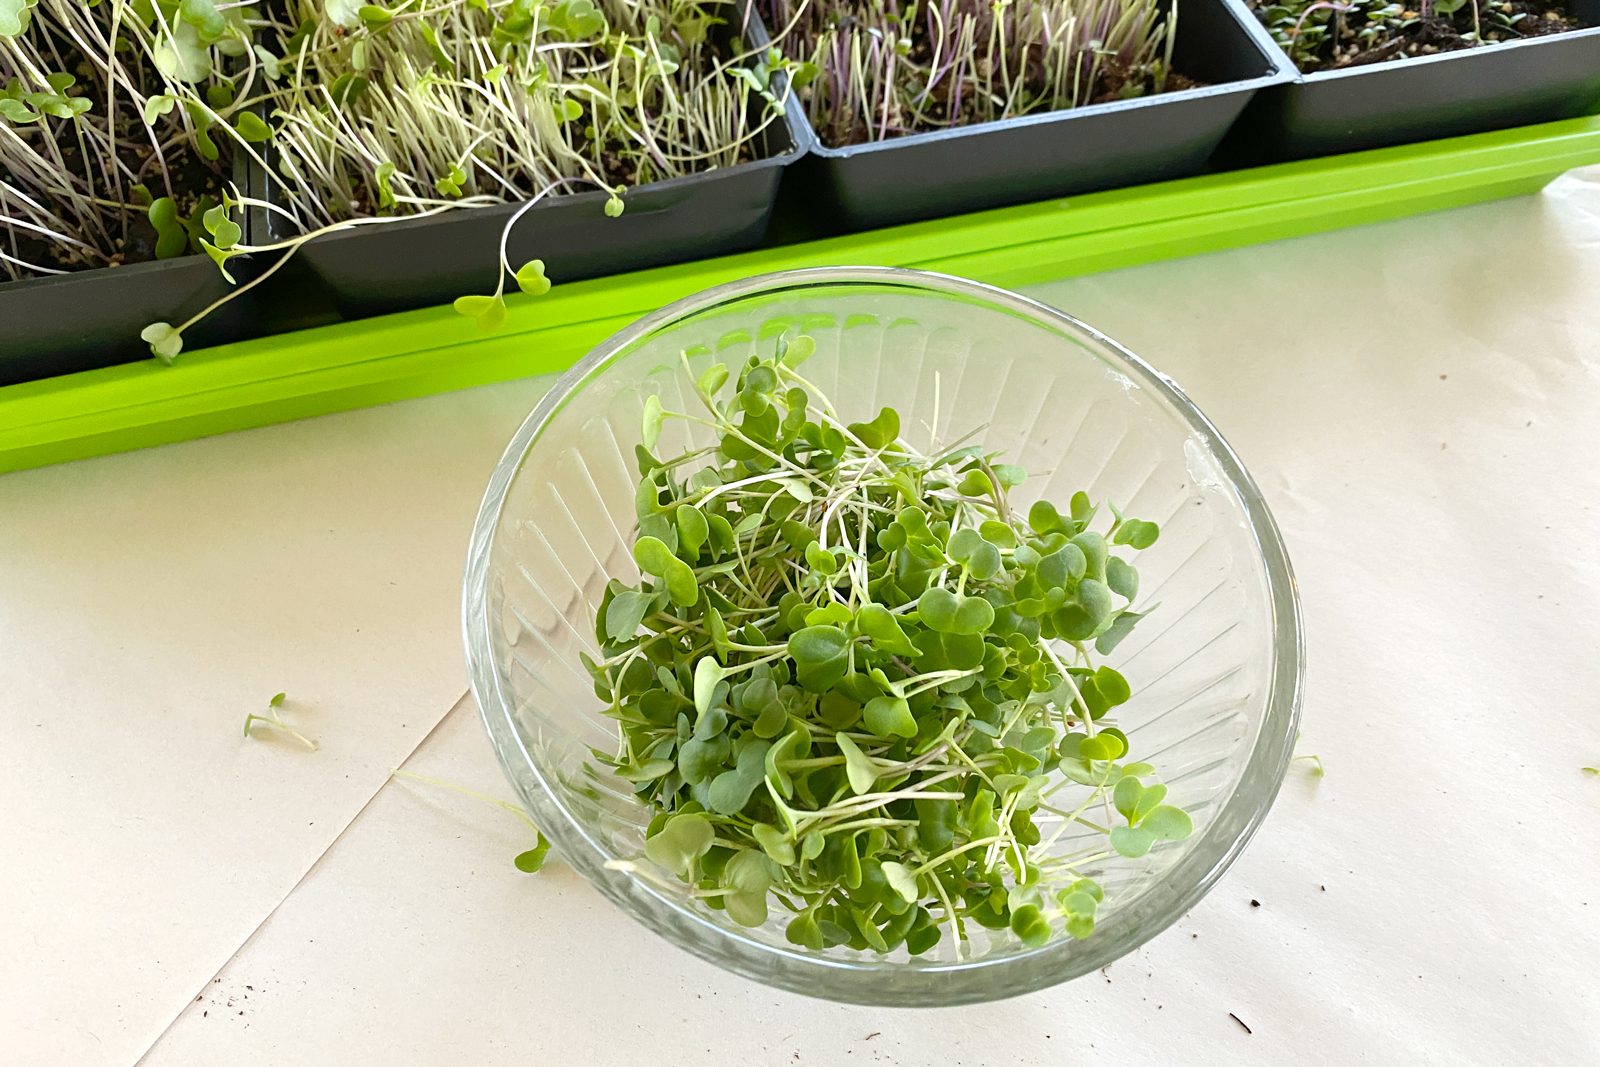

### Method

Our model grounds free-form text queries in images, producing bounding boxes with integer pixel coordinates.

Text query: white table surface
[5,168,1599,1067]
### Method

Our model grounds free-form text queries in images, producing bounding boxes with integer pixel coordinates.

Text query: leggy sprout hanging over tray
[1250,0,1588,72]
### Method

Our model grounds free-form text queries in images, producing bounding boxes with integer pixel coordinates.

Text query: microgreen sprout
[391,768,551,873]
[584,336,1192,956]
[754,0,1180,145]
[1249,0,1574,71]
[132,0,802,354]
[3,0,802,356]
[451,176,623,329]
[1,0,250,283]
[242,691,317,750]
[1294,753,1324,777]
[245,0,795,232]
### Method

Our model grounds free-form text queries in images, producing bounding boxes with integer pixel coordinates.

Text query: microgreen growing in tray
[243,691,317,750]
[583,335,1192,956]
[1250,0,1587,72]
[754,0,1183,146]
[1,0,248,284]
[1,0,802,359]
[250,0,796,230]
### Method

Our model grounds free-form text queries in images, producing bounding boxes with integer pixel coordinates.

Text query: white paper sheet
[0,379,548,1066]
[14,167,1600,1066]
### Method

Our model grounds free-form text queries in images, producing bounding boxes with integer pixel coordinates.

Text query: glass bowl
[463,267,1302,1005]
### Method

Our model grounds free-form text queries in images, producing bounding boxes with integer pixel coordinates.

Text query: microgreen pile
[584,336,1193,956]
[753,0,1179,145]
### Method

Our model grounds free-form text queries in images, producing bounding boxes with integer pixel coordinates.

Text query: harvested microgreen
[242,691,317,750]
[1294,752,1324,777]
[584,336,1192,957]
[391,768,550,872]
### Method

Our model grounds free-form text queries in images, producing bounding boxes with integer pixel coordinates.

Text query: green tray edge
[3,115,1598,475]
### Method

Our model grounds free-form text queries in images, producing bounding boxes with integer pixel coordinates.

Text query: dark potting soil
[809,58,1206,147]
[9,139,226,278]
[1,31,229,281]
[1259,0,1586,72]
[1092,62,1204,105]
[331,141,746,224]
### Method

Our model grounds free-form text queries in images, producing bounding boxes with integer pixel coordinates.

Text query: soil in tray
[1251,0,1587,72]
[753,0,1205,148]
[1,22,232,282]
[10,144,228,276]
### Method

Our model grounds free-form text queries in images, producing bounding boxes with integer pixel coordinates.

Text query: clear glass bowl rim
[463,266,1305,1005]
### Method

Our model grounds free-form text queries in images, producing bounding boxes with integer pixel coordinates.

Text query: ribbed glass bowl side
[464,267,1303,1006]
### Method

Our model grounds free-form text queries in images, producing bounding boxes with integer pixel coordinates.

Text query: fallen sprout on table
[242,691,317,750]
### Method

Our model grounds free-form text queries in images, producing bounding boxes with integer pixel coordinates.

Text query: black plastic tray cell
[0,256,254,387]
[248,45,806,325]
[1241,0,1600,160]
[0,141,255,387]
[780,0,1294,233]
[251,135,797,323]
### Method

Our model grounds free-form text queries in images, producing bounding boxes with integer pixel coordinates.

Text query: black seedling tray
[0,255,254,387]
[8,111,1600,474]
[0,141,255,388]
[775,0,1294,232]
[246,40,806,325]
[1238,0,1600,160]
[247,136,798,324]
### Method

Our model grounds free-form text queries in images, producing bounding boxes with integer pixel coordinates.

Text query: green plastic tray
[4,115,1598,476]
